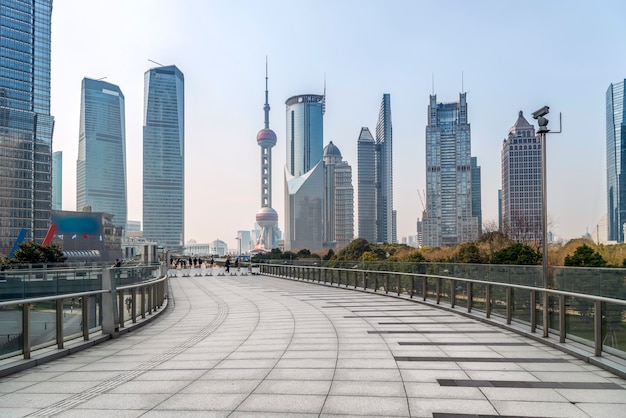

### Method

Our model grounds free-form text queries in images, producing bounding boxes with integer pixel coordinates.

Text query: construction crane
[417,189,427,218]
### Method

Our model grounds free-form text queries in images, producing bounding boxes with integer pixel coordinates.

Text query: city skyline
[49,1,626,250]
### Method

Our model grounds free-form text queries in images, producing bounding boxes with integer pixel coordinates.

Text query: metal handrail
[261,264,626,360]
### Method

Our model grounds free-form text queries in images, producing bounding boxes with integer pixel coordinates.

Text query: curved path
[1,275,626,417]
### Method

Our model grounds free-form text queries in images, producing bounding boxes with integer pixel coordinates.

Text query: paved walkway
[1,275,626,417]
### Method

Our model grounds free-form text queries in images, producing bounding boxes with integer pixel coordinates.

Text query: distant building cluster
[2,1,625,260]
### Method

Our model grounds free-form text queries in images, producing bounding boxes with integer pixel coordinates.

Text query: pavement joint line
[24,292,229,417]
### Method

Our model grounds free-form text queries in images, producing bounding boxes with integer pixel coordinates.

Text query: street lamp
[235,237,241,271]
[532,105,561,338]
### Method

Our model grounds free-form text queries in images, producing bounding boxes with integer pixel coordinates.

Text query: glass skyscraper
[471,156,482,235]
[284,94,324,251]
[0,0,54,256]
[501,111,542,244]
[357,127,376,242]
[423,93,478,247]
[143,65,185,250]
[52,151,62,210]
[77,78,127,229]
[357,95,396,244]
[607,80,626,242]
[375,94,395,243]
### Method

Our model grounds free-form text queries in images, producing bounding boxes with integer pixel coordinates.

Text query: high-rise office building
[284,94,324,251]
[501,111,543,244]
[357,127,376,242]
[423,93,479,246]
[356,95,396,244]
[607,79,626,242]
[323,141,354,246]
[375,94,395,243]
[0,0,54,256]
[52,151,62,211]
[255,64,279,250]
[471,156,482,235]
[77,78,127,229]
[143,65,184,250]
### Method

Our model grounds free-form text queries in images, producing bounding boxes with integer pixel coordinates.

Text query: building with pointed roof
[324,141,354,247]
[501,110,543,244]
[607,79,626,242]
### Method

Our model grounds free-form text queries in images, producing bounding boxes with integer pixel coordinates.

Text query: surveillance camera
[532,106,550,119]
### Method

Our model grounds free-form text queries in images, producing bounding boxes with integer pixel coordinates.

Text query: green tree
[322,249,335,260]
[564,244,607,267]
[11,242,66,264]
[335,238,371,261]
[455,242,485,263]
[490,243,540,265]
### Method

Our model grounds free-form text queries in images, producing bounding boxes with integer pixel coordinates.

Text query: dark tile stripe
[397,356,568,363]
[399,342,529,346]
[437,379,622,389]
[369,330,500,334]
[378,321,473,325]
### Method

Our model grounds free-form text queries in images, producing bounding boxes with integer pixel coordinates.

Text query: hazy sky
[50,1,626,251]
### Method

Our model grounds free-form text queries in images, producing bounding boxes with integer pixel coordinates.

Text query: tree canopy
[564,244,607,267]
[10,241,66,264]
[490,243,540,265]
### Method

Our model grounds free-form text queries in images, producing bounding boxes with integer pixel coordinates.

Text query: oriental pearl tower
[255,62,278,250]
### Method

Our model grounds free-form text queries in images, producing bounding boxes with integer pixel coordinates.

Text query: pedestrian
[113,259,121,268]
[225,258,231,273]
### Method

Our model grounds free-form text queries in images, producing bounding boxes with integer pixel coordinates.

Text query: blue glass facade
[284,94,324,251]
[0,0,54,255]
[77,78,127,229]
[357,127,376,242]
[607,80,626,242]
[375,94,394,243]
[285,94,324,177]
[52,151,61,210]
[143,65,184,249]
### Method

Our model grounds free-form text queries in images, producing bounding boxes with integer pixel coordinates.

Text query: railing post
[422,276,427,301]
[530,290,537,333]
[385,274,389,294]
[22,303,31,359]
[374,273,378,292]
[543,291,549,338]
[364,271,368,290]
[56,298,64,349]
[397,275,401,296]
[486,284,491,318]
[131,288,137,324]
[451,280,456,308]
[118,290,125,328]
[410,276,414,299]
[101,268,116,335]
[467,282,473,313]
[506,287,512,325]
[594,300,602,356]
[141,286,146,319]
[82,295,89,340]
[436,277,441,304]
[559,294,566,343]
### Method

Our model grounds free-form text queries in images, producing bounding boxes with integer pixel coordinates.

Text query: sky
[50,1,626,251]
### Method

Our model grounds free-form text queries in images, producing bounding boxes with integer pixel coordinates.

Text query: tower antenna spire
[263,56,270,129]
[322,73,326,115]
[432,73,435,95]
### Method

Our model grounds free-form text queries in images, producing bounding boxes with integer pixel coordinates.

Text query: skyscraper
[143,65,184,250]
[284,94,324,251]
[323,141,353,246]
[52,151,62,211]
[471,156,482,235]
[607,79,626,242]
[0,0,54,256]
[375,94,395,243]
[423,93,478,246]
[357,127,376,242]
[255,63,279,250]
[501,111,543,244]
[77,78,127,229]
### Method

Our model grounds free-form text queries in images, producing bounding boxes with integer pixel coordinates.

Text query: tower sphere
[256,206,278,227]
[257,128,277,148]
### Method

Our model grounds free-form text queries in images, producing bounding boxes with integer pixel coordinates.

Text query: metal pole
[541,130,549,338]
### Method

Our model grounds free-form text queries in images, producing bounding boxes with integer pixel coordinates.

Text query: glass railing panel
[472,282,487,312]
[602,301,626,359]
[0,304,23,359]
[490,285,508,319]
[511,288,531,324]
[87,294,103,332]
[62,297,82,340]
[563,294,595,348]
[30,300,57,350]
